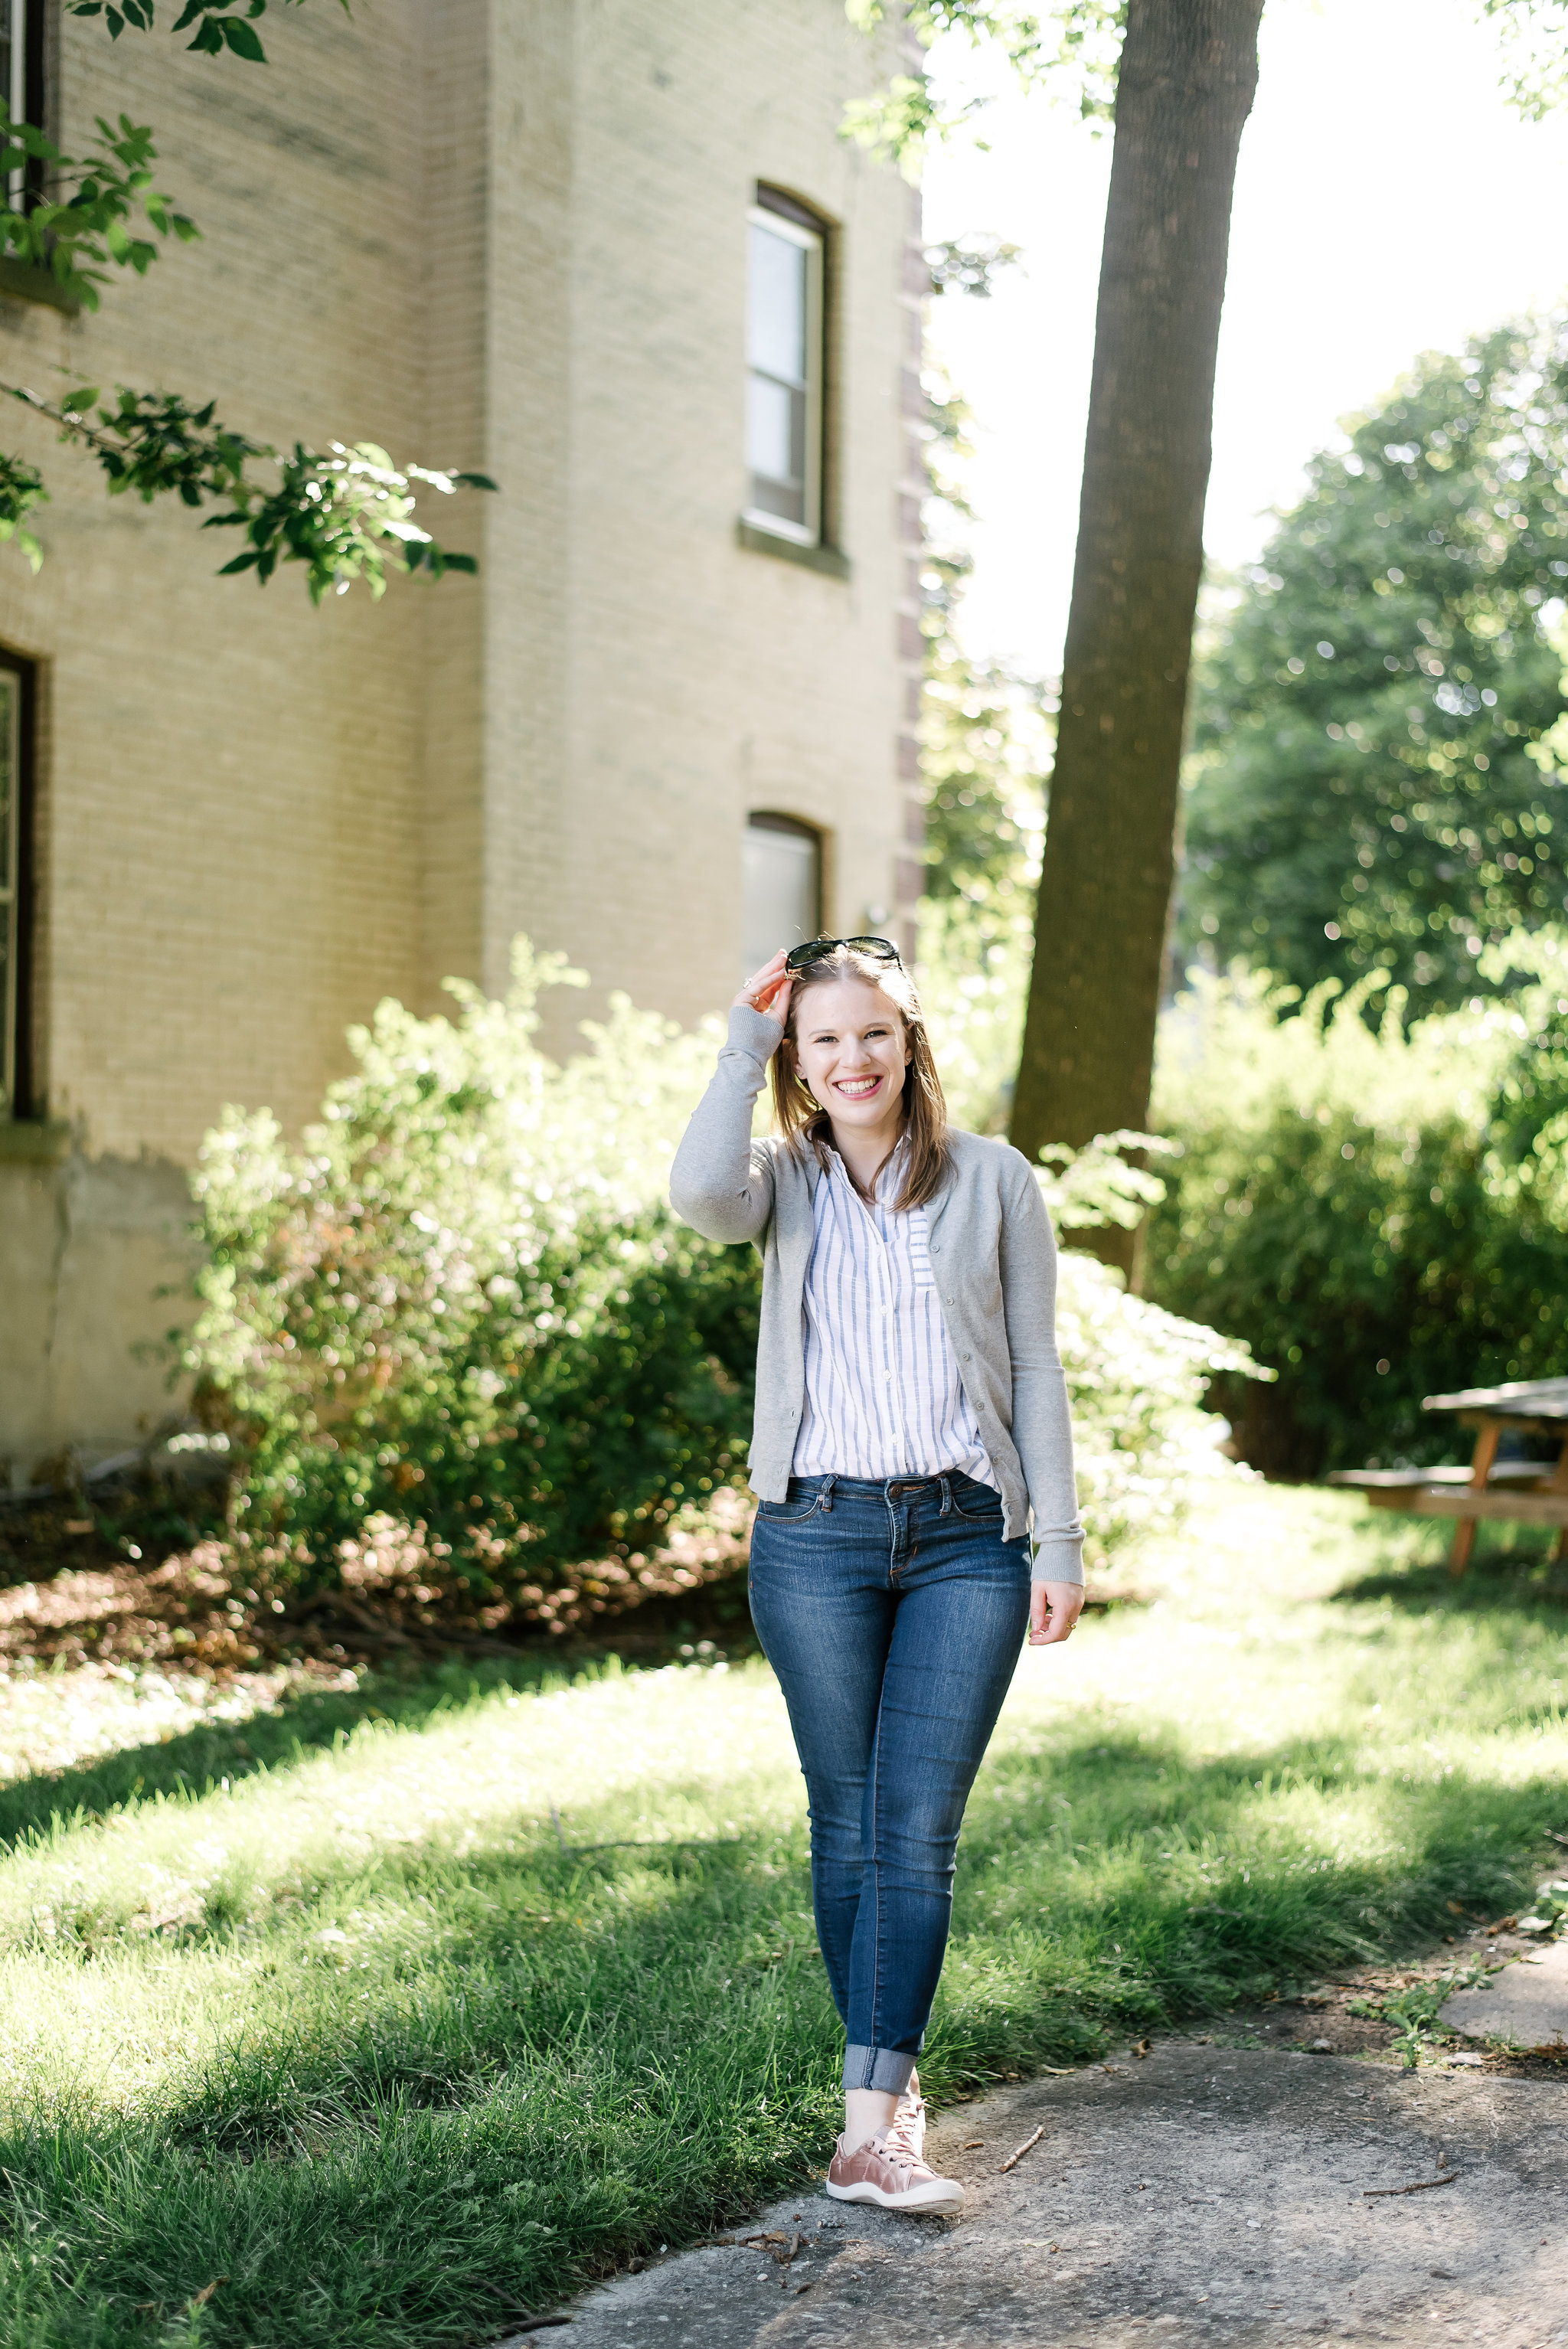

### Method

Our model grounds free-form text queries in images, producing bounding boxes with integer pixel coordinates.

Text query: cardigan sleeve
[997,1145,1086,1584]
[668,1005,783,1246]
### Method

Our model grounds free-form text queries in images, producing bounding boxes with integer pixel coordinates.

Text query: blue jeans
[747,1471,1031,2096]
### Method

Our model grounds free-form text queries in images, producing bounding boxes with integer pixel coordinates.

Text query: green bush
[188,946,758,1622]
[1147,937,1568,1475]
[1037,1137,1266,1567]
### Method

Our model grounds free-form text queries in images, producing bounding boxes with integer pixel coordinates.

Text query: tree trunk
[1011,0,1263,1231]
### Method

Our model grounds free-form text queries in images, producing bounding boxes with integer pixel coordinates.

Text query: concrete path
[1439,1936,1568,2053]
[511,2037,1568,2348]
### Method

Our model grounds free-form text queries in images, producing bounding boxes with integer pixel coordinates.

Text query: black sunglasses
[784,935,902,974]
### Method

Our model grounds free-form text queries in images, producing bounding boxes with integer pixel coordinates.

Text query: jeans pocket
[949,1479,1003,1522]
[757,1492,824,1523]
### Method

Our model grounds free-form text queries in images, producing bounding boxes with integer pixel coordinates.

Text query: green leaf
[105,5,125,31]
[220,15,268,60]
[188,19,224,51]
[217,549,261,573]
[62,389,101,414]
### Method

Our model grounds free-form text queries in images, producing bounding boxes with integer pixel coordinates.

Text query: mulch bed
[0,1488,760,1676]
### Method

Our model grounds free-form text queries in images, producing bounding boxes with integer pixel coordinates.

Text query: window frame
[743,194,826,550]
[744,811,824,971]
[0,649,36,1121]
[1,2,47,215]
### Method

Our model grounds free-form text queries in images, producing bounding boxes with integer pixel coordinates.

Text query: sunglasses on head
[784,935,902,975]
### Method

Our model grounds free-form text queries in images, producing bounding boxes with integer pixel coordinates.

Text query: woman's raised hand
[733,948,793,1028]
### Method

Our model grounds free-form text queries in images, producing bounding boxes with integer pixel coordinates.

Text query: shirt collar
[824,1133,909,1204]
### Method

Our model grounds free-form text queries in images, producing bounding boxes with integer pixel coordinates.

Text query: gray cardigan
[668,1006,1085,1585]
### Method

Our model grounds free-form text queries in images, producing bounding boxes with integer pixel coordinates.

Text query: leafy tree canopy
[844,1,1122,157]
[914,358,1050,1129]
[844,0,1566,157]
[1181,315,1568,1013]
[1478,0,1568,117]
[920,361,1047,933]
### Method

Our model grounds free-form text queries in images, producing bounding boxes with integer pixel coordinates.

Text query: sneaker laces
[861,2133,926,2179]
[884,2091,927,2164]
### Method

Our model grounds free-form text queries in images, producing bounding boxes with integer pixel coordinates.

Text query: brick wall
[0,0,911,1475]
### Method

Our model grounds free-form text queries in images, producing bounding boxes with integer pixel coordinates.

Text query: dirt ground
[517,2007,1568,2349]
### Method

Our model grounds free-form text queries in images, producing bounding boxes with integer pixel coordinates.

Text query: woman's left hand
[733,947,794,1026]
[1029,1582,1085,1646]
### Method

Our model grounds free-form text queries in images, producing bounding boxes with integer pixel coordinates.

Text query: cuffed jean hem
[843,2043,917,2096]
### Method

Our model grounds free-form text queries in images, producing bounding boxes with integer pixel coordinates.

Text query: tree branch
[0,383,496,599]
[0,109,198,310]
[65,2,348,64]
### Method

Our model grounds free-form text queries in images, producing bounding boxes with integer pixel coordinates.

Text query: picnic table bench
[1327,1375,1568,1575]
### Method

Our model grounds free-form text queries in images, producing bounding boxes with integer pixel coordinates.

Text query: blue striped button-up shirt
[791,1141,998,1488]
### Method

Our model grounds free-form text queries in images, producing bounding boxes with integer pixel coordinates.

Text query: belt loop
[821,1473,836,1513]
[939,1473,953,1516]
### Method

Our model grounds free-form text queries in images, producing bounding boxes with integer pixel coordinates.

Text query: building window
[743,813,821,975]
[0,654,34,1119]
[0,2,45,214]
[744,193,825,547]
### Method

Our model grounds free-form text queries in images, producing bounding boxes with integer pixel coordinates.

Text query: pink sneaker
[825,2131,965,2215]
[886,2074,927,2164]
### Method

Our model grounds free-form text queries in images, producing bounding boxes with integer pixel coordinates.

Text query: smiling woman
[669,937,1088,2211]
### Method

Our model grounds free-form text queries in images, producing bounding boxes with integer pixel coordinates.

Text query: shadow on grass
[2,1812,846,2349]
[953,1726,1561,2047]
[54,1723,1568,2132]
[1331,1518,1568,1616]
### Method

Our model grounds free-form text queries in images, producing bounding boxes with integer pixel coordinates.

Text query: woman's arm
[996,1148,1086,1595]
[668,952,793,1246]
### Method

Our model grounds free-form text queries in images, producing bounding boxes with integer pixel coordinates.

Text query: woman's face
[790,978,910,1131]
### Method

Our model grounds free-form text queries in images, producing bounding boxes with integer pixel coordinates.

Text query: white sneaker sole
[825,2175,965,2214]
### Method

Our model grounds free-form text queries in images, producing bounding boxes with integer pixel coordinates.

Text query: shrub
[188,946,758,1625]
[1037,1138,1266,1568]
[1147,939,1568,1475]
[186,944,1263,1626]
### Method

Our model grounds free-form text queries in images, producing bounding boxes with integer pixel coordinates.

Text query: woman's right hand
[733,948,793,1031]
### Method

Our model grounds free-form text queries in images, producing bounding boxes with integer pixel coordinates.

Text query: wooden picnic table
[1327,1375,1568,1575]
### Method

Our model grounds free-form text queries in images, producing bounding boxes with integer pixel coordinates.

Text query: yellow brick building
[0,0,923,1480]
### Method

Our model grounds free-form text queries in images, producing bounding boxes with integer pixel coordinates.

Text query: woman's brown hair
[769,946,951,1210]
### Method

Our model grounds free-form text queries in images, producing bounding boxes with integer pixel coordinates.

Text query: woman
[670,936,1084,2217]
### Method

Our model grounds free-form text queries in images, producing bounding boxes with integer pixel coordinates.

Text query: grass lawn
[2,1482,1566,2347]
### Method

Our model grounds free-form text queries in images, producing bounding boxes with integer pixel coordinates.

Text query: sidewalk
[509,2035,1568,2348]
